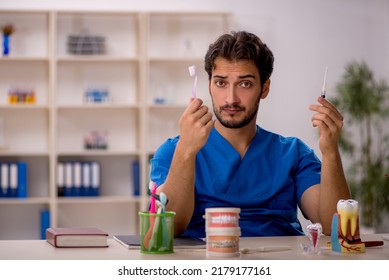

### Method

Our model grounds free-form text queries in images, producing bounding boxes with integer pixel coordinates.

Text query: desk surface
[1,234,388,260]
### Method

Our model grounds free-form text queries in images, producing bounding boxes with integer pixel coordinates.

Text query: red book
[46,227,109,248]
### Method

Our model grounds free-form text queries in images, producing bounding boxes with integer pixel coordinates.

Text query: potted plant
[332,61,389,230]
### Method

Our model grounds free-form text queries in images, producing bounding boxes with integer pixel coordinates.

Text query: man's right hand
[178,98,214,156]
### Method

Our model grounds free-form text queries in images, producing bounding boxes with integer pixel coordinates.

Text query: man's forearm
[157,141,197,235]
[319,151,351,234]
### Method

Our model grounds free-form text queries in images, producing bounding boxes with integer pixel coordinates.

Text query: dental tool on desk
[321,66,328,98]
[188,65,197,99]
[240,246,292,254]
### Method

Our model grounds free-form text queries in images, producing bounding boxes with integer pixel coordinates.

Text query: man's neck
[214,121,257,158]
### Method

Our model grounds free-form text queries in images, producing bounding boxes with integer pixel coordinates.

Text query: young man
[150,31,350,238]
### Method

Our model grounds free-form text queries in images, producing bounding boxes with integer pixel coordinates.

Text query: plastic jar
[206,227,241,257]
[205,207,240,228]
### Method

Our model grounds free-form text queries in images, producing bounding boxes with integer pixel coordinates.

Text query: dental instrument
[240,246,292,254]
[321,66,328,98]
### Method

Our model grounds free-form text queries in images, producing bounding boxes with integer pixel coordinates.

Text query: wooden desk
[0,234,388,260]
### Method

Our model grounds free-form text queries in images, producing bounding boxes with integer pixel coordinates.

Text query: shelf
[57,195,143,204]
[0,10,233,239]
[56,56,139,62]
[0,57,49,62]
[0,105,49,110]
[57,104,140,110]
[56,12,140,58]
[56,61,139,106]
[57,150,140,156]
[0,60,50,107]
[0,11,49,58]
[0,197,50,205]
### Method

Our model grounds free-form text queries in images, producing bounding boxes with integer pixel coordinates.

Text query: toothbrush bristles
[189,65,197,99]
[189,65,195,74]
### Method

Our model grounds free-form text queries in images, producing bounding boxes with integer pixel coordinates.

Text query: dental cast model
[331,199,365,253]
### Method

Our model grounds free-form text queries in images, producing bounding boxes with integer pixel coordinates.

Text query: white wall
[1,0,388,154]
[2,0,389,231]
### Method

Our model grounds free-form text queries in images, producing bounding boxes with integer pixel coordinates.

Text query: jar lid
[205,207,241,214]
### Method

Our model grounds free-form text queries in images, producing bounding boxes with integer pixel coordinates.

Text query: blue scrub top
[150,126,321,238]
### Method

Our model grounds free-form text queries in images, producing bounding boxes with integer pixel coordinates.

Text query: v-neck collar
[211,126,261,161]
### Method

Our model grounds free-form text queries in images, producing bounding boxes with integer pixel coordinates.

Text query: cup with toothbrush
[139,188,175,254]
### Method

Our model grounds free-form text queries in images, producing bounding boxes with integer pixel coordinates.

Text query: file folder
[57,162,64,197]
[82,162,91,196]
[73,162,82,196]
[91,161,100,196]
[64,162,73,197]
[1,163,9,197]
[9,163,17,197]
[17,161,27,198]
[132,160,140,196]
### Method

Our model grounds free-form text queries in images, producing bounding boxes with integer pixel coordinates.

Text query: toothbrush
[158,192,171,250]
[149,192,170,252]
[149,205,162,251]
[188,65,197,99]
[321,66,328,98]
[150,181,157,214]
[142,181,157,250]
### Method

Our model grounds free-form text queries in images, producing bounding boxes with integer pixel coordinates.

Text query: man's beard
[212,96,261,129]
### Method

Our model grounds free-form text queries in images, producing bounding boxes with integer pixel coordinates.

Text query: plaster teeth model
[337,199,359,237]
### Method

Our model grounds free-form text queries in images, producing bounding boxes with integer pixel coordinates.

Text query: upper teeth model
[337,199,359,237]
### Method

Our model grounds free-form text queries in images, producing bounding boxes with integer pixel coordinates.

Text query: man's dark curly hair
[204,31,274,86]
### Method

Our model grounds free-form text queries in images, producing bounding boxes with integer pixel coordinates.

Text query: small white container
[205,207,240,228]
[206,227,241,257]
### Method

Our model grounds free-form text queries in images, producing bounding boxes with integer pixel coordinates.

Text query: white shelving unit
[0,10,233,239]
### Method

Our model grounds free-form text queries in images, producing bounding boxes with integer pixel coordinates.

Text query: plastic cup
[138,211,176,254]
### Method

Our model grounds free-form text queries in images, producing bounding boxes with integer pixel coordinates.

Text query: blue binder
[82,162,91,196]
[17,162,27,198]
[40,209,50,240]
[57,162,64,197]
[9,163,18,197]
[132,160,140,196]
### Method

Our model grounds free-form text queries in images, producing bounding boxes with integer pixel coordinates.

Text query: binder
[40,209,50,240]
[17,161,27,198]
[91,161,100,196]
[57,162,64,197]
[64,162,73,197]
[0,163,2,198]
[82,162,91,196]
[9,163,18,197]
[73,162,82,196]
[132,160,140,196]
[1,163,9,197]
